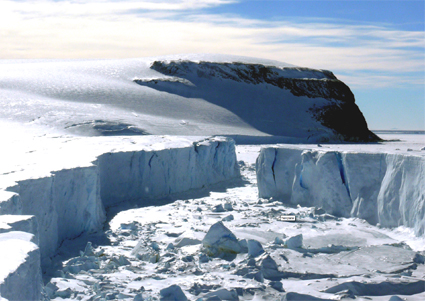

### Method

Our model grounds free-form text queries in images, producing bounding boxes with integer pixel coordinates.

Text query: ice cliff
[257,146,425,236]
[0,136,239,300]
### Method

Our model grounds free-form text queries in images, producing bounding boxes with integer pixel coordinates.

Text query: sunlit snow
[0,55,423,301]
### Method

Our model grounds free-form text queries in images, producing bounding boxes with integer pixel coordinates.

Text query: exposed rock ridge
[150,60,380,142]
[151,61,341,99]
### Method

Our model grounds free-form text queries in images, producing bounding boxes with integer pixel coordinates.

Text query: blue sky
[1,0,424,130]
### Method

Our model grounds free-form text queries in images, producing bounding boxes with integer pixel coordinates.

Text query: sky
[1,0,424,131]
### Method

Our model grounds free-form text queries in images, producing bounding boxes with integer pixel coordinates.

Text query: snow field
[0,136,238,300]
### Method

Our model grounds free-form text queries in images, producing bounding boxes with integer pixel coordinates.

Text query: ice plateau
[0,54,378,143]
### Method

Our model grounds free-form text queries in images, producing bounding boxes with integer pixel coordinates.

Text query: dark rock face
[150,60,380,142]
[309,100,381,142]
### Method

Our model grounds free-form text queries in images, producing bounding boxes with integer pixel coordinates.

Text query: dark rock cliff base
[150,61,381,142]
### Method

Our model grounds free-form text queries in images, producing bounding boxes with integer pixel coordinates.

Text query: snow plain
[0,55,423,300]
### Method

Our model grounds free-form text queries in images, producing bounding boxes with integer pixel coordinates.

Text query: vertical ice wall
[98,138,237,208]
[0,232,42,301]
[0,136,239,300]
[7,166,104,269]
[257,147,425,236]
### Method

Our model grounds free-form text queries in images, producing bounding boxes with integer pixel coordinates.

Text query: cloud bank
[1,0,424,89]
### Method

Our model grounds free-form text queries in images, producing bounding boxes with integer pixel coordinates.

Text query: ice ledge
[0,135,239,300]
[257,146,425,236]
[0,231,42,301]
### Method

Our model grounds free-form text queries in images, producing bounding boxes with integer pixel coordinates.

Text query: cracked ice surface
[45,144,425,301]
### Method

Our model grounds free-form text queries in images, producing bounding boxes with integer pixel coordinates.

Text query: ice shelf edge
[0,136,239,301]
[257,147,425,236]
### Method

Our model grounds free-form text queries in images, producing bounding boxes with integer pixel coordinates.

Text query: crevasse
[0,136,239,300]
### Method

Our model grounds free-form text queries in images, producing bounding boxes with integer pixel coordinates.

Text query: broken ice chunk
[285,234,303,249]
[259,254,283,281]
[222,214,234,222]
[202,221,242,258]
[82,241,95,257]
[313,207,326,215]
[274,237,285,245]
[120,222,138,230]
[238,239,248,253]
[160,284,188,301]
[134,293,144,301]
[203,288,239,301]
[282,292,333,301]
[199,253,211,263]
[151,242,160,251]
[212,204,225,212]
[269,281,285,292]
[63,256,100,274]
[224,202,233,211]
[174,237,202,248]
[247,239,264,258]
[131,240,160,263]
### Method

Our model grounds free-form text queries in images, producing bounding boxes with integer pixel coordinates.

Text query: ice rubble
[257,146,425,235]
[0,136,238,300]
[15,143,423,301]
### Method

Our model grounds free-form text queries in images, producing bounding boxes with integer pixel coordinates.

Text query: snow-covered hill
[0,54,378,143]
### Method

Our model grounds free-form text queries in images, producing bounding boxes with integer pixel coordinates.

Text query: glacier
[257,145,425,236]
[0,135,239,300]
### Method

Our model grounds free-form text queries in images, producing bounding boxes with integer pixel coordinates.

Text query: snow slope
[0,54,377,143]
[257,140,425,236]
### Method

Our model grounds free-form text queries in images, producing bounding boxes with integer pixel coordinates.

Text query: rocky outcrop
[146,60,380,142]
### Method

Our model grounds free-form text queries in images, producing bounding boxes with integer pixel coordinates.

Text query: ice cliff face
[257,147,425,236]
[0,136,239,300]
[141,60,379,142]
[98,138,237,208]
[0,231,42,301]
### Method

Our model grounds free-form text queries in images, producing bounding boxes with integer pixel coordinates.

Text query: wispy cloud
[1,0,423,88]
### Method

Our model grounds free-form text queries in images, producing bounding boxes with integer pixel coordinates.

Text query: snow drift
[257,146,425,236]
[0,135,239,300]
